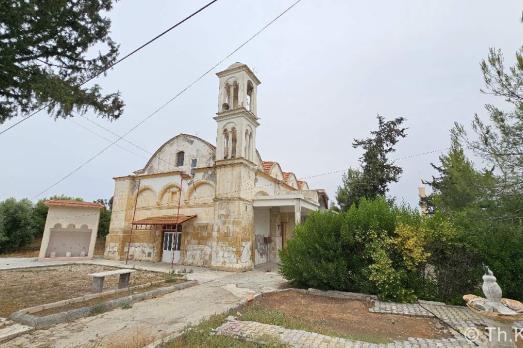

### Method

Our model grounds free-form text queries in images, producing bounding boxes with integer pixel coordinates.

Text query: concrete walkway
[0,258,285,348]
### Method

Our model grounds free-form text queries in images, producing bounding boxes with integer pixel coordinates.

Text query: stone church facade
[104,62,328,271]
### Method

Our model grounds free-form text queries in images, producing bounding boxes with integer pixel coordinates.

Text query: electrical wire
[0,0,219,136]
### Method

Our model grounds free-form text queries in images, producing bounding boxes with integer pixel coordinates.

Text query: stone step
[0,323,33,343]
[0,318,14,329]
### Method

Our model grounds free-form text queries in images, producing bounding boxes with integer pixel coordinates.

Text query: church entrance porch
[130,214,196,263]
[253,194,319,266]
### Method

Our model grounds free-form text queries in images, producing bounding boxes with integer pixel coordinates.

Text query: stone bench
[88,269,136,293]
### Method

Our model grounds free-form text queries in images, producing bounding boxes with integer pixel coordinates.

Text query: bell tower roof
[216,62,261,85]
[227,62,244,69]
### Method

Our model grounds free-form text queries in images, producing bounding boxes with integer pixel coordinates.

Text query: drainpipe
[126,178,141,265]
[171,172,184,269]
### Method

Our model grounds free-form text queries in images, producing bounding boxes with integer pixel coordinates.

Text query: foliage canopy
[0,0,123,123]
[336,115,406,211]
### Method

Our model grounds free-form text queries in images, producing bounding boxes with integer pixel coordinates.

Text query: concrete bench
[88,269,136,293]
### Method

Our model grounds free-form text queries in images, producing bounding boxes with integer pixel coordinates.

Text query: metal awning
[132,214,196,226]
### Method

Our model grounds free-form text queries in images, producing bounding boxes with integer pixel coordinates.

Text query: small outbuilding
[38,200,103,260]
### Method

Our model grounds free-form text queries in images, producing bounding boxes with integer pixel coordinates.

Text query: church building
[104,62,328,271]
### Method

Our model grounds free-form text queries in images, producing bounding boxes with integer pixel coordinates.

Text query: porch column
[294,199,301,225]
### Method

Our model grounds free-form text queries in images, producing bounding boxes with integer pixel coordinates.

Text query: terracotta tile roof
[132,215,196,226]
[261,161,275,174]
[260,161,312,192]
[44,200,104,209]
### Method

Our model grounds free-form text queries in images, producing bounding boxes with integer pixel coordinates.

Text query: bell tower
[215,62,260,162]
[212,62,261,271]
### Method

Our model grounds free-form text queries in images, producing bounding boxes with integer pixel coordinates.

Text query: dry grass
[99,329,155,348]
[166,312,287,348]
[0,264,167,317]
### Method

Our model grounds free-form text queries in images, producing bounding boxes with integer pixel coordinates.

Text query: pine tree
[425,136,495,213]
[336,115,407,211]
[455,46,523,193]
[0,0,123,123]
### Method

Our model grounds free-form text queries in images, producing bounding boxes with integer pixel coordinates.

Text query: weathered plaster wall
[212,199,254,271]
[143,134,215,174]
[215,160,256,201]
[254,173,300,199]
[39,206,100,259]
[270,208,281,263]
[106,166,219,264]
[105,176,138,260]
[183,221,213,266]
[253,208,270,265]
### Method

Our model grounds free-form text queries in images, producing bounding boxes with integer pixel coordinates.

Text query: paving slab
[0,258,68,270]
[215,319,473,348]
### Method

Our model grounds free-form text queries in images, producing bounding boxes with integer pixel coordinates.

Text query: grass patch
[165,271,186,283]
[239,303,389,344]
[90,302,108,316]
[165,312,287,348]
[120,301,132,310]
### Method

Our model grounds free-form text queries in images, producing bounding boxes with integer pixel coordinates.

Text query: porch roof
[132,214,196,226]
[253,194,319,211]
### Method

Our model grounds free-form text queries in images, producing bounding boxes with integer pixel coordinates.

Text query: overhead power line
[301,147,450,181]
[0,0,219,137]
[33,0,304,198]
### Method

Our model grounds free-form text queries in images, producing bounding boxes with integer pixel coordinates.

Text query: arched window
[176,151,185,166]
[232,82,239,109]
[223,129,229,159]
[231,127,237,158]
[246,81,254,111]
[222,83,231,111]
[244,130,249,159]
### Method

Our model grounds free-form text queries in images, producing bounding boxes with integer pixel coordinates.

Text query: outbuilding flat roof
[44,200,104,209]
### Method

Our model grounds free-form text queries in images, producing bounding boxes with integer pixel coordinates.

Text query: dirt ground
[0,264,166,317]
[244,290,451,343]
[1,238,106,258]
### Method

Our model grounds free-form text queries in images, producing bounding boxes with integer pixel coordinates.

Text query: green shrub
[0,198,35,253]
[452,203,523,302]
[279,211,348,290]
[279,197,487,304]
[280,198,420,302]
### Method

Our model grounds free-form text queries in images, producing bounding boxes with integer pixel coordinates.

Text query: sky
[1,0,522,207]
